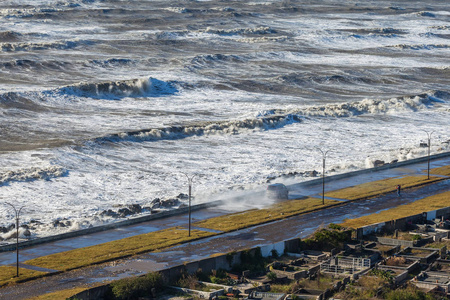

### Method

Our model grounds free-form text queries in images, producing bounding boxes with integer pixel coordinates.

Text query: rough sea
[0,0,449,240]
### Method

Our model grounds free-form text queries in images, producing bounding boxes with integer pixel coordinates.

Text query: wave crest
[58,77,179,99]
[204,26,277,36]
[276,73,383,85]
[93,91,446,144]
[96,114,302,143]
[390,44,450,50]
[299,95,431,117]
[190,54,245,66]
[1,40,87,52]
[0,31,22,42]
[416,11,435,17]
[0,166,67,186]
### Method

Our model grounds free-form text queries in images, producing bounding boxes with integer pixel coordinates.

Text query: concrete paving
[0,155,449,299]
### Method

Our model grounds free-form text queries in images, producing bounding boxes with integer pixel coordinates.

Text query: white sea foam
[0,165,66,185]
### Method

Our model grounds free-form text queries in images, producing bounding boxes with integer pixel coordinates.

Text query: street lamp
[4,202,25,277]
[422,130,434,180]
[182,173,196,237]
[317,149,330,205]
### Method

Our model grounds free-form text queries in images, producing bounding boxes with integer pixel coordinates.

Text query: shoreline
[1,151,449,253]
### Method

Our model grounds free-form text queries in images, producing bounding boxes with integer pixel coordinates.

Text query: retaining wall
[71,237,303,299]
[356,207,450,240]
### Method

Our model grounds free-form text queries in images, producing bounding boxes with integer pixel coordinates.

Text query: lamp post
[4,202,25,277]
[317,149,330,205]
[422,130,434,180]
[182,173,196,237]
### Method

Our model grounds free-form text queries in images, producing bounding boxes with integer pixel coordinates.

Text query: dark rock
[101,209,118,218]
[161,198,179,208]
[52,220,65,227]
[390,159,398,164]
[30,220,44,225]
[374,160,385,167]
[280,171,300,179]
[118,207,132,218]
[305,170,318,177]
[150,198,161,209]
[127,204,142,214]
[150,198,160,204]
[141,206,152,212]
[266,176,276,183]
[1,224,16,233]
[177,193,188,200]
[23,229,31,238]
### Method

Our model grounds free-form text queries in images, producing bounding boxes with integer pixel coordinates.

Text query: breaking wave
[0,30,22,42]
[430,25,450,30]
[237,36,288,43]
[0,59,72,72]
[190,54,246,67]
[93,91,447,144]
[88,58,135,67]
[0,92,47,111]
[0,7,60,18]
[296,92,444,117]
[389,44,450,50]
[204,26,277,36]
[276,73,386,85]
[0,166,67,186]
[57,77,179,99]
[416,11,436,18]
[1,40,90,52]
[165,7,191,14]
[95,114,303,143]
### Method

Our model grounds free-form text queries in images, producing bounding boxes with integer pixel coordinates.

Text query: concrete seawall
[289,151,450,189]
[0,200,224,252]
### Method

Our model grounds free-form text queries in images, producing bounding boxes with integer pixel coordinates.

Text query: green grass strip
[324,175,443,200]
[24,227,216,272]
[340,191,450,229]
[194,197,338,232]
[0,266,47,288]
[430,165,450,176]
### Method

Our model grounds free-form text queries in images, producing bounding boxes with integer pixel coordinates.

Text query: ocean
[0,0,449,239]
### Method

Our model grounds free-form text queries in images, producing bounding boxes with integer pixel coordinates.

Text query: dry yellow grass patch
[340,191,450,229]
[25,227,215,271]
[324,175,442,200]
[0,266,47,288]
[26,287,87,300]
[194,197,338,231]
[430,165,450,176]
